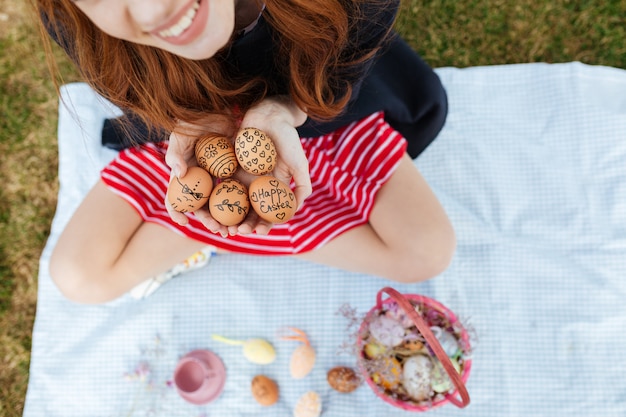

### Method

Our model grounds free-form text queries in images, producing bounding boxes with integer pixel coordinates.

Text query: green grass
[0,0,624,415]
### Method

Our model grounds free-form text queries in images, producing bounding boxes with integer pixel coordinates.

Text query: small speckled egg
[251,375,279,406]
[370,356,402,390]
[402,354,433,401]
[293,391,322,417]
[248,176,297,223]
[290,344,316,379]
[167,167,213,213]
[327,366,360,393]
[368,315,406,347]
[234,127,277,175]
[208,179,250,226]
[195,133,238,178]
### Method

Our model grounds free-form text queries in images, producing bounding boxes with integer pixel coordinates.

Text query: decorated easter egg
[293,391,322,417]
[242,338,276,365]
[431,358,461,393]
[248,176,296,223]
[371,356,402,390]
[327,366,360,393]
[368,315,406,347]
[251,375,279,406]
[430,326,461,357]
[401,336,425,352]
[363,341,387,359]
[194,133,238,178]
[167,167,213,213]
[234,127,277,175]
[402,354,433,401]
[290,344,316,379]
[208,179,250,226]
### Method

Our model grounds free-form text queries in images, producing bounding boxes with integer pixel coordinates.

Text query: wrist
[267,95,308,127]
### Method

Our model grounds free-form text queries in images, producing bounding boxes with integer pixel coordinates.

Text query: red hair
[34,0,395,135]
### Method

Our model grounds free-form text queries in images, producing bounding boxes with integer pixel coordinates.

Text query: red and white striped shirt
[101,112,407,255]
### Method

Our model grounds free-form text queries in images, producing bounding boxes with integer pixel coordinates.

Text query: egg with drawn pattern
[167,167,213,213]
[194,133,238,178]
[208,179,250,226]
[234,127,277,175]
[248,176,296,224]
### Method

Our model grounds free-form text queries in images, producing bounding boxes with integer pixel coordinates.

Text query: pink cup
[173,349,226,405]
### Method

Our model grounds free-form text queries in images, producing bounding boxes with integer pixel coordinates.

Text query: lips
[157,0,200,38]
[151,0,209,46]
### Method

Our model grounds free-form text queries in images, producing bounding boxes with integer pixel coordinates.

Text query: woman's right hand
[164,117,235,237]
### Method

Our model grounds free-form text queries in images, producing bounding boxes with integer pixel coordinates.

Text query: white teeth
[158,0,200,38]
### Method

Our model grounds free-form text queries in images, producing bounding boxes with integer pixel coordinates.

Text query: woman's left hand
[234,96,312,235]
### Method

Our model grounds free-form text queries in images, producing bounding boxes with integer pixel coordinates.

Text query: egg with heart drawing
[234,127,277,175]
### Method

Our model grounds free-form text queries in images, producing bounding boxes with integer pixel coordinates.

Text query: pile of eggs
[167,128,297,226]
[357,302,468,407]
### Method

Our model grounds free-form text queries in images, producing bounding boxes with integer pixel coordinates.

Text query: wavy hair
[34,0,395,135]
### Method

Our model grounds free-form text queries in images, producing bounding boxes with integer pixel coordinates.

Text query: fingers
[193,207,229,237]
[237,210,273,236]
[166,201,190,226]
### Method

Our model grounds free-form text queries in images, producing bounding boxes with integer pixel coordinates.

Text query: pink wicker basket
[356,287,471,411]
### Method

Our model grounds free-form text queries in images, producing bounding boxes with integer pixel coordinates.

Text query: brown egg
[251,375,279,406]
[167,167,213,213]
[194,133,238,178]
[248,176,297,223]
[208,179,250,226]
[234,127,277,175]
[327,366,360,393]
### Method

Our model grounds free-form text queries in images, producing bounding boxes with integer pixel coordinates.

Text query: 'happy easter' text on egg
[248,176,296,223]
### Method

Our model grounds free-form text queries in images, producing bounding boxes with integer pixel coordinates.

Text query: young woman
[36,0,456,303]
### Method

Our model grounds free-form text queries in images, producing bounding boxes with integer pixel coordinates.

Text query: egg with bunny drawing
[167,166,213,213]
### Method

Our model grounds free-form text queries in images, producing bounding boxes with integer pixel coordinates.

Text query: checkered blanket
[25,62,626,417]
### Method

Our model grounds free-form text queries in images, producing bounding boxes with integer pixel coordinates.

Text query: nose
[127,0,177,31]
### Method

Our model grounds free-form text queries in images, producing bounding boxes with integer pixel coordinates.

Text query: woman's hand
[164,116,234,236]
[235,96,312,235]
[164,97,311,237]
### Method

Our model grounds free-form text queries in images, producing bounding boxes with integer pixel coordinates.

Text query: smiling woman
[70,0,235,59]
[4,0,624,413]
[30,0,457,304]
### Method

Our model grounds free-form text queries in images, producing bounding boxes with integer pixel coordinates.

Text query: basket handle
[377,287,470,408]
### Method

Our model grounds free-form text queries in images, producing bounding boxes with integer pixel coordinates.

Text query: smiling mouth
[157,0,201,38]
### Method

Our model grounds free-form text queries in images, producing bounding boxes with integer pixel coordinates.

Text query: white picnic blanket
[24,62,626,417]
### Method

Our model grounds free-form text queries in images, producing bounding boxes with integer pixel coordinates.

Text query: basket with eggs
[357,287,472,411]
[167,128,297,226]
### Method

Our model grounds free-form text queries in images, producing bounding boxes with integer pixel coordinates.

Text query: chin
[171,35,232,60]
